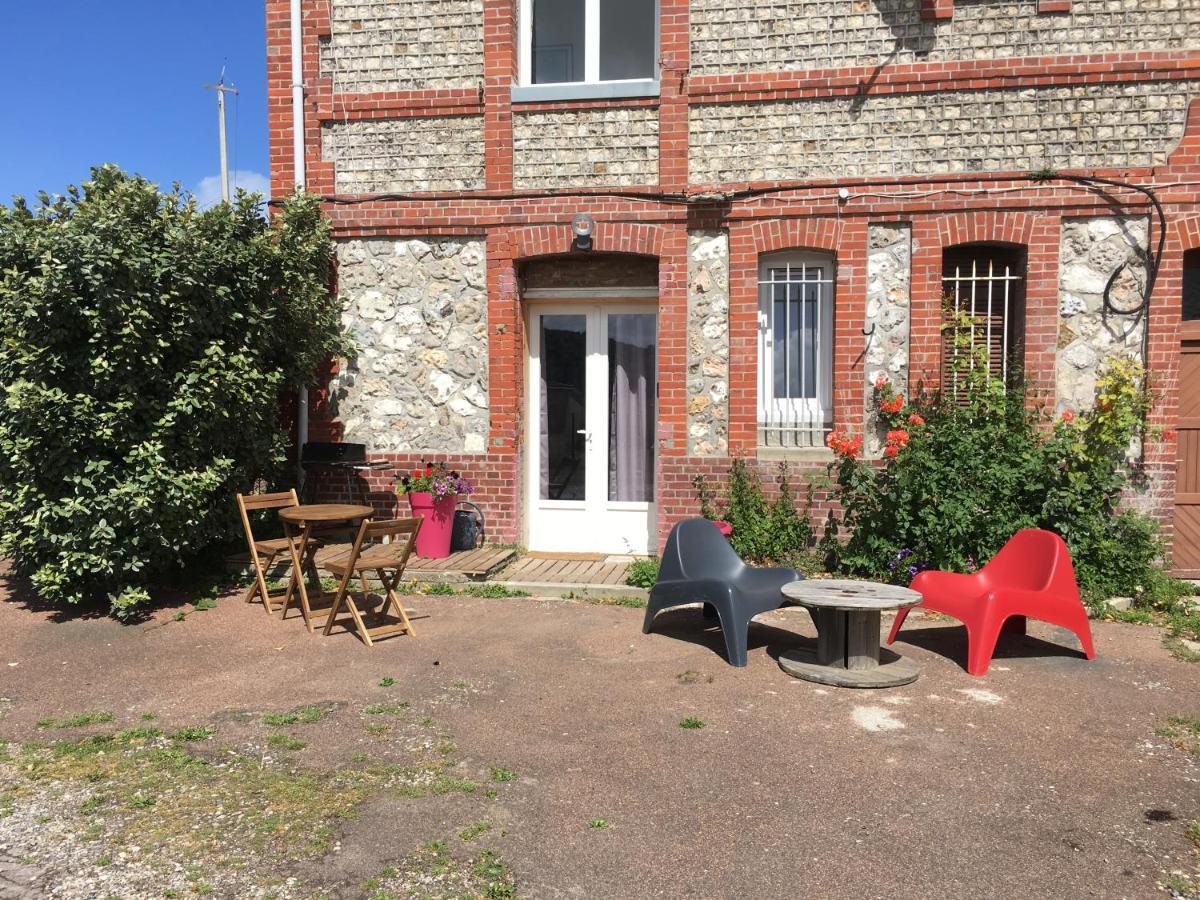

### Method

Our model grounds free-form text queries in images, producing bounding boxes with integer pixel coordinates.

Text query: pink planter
[406,492,457,559]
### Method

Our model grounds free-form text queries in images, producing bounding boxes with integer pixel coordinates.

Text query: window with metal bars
[941,245,1026,398]
[757,251,835,447]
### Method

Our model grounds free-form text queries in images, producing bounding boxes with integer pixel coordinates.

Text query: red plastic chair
[887,529,1096,676]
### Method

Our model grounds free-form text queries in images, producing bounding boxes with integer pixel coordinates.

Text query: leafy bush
[694,460,814,565]
[822,346,1184,608]
[0,166,344,618]
[625,557,660,589]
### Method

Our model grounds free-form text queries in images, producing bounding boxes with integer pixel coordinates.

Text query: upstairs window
[757,251,835,448]
[516,0,659,101]
[941,245,1026,397]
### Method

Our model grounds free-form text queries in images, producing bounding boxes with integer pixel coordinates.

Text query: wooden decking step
[504,556,631,586]
[403,547,518,580]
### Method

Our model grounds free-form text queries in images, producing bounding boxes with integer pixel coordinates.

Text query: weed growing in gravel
[379,677,397,688]
[364,703,410,716]
[171,726,214,742]
[423,582,457,596]
[1188,821,1200,849]
[1155,715,1200,756]
[458,820,492,841]
[139,712,158,721]
[679,717,705,730]
[461,584,530,599]
[262,706,325,726]
[585,595,647,609]
[490,767,516,783]
[37,711,114,729]
[588,818,610,829]
[267,733,307,752]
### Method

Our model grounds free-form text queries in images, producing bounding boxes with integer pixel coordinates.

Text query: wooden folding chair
[235,490,321,614]
[321,517,422,647]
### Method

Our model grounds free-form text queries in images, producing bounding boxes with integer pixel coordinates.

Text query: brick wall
[512,106,660,189]
[690,82,1194,184]
[268,0,1200,562]
[689,0,1200,75]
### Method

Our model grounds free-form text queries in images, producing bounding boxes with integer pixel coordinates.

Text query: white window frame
[757,250,836,448]
[514,0,660,103]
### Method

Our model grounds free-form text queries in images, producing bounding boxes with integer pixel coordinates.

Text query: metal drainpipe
[291,0,310,482]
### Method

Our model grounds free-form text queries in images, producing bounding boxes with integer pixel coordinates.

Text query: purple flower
[907,565,919,576]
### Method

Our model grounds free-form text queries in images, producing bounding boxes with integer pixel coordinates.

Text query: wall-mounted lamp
[571,213,595,250]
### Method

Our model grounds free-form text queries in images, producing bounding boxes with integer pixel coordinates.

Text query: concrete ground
[0,567,1198,899]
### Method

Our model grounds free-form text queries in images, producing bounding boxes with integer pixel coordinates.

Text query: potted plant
[398,463,474,559]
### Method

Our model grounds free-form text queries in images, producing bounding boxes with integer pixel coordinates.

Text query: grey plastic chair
[642,518,807,667]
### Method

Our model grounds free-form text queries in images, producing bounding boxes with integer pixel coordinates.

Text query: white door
[527,303,657,554]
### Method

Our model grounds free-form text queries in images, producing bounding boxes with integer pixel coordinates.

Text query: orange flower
[1163,428,1178,442]
[1060,409,1076,423]
[880,395,905,415]
[886,429,910,446]
[884,445,900,458]
[908,413,925,427]
[826,430,862,461]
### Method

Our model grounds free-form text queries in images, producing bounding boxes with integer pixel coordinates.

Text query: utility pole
[203,70,240,203]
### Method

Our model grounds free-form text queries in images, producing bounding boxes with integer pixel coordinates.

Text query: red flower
[425,464,433,474]
[880,395,905,415]
[908,413,925,427]
[884,444,900,458]
[411,469,423,477]
[1163,428,1178,443]
[1060,409,1076,423]
[826,430,862,461]
[886,429,910,447]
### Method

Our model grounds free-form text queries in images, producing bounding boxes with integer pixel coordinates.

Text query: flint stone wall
[690,0,1200,75]
[331,238,489,454]
[323,116,486,194]
[318,0,485,93]
[687,231,731,456]
[689,82,1195,184]
[512,107,660,189]
[1056,216,1148,415]
[865,224,913,457]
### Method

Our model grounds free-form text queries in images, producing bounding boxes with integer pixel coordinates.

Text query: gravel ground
[1,564,1198,898]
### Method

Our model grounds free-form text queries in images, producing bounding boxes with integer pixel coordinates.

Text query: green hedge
[0,167,346,617]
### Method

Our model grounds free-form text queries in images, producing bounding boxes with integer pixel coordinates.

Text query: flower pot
[406,492,457,559]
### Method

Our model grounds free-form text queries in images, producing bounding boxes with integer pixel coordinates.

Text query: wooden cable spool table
[277,504,374,632]
[778,579,923,688]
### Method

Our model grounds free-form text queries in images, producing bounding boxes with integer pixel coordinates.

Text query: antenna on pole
[203,68,240,203]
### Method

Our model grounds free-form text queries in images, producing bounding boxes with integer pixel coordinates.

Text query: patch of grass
[193,596,218,612]
[379,677,396,688]
[364,723,393,737]
[79,794,106,814]
[174,611,187,622]
[679,717,705,730]
[586,594,647,609]
[262,706,324,727]
[0,794,14,818]
[266,733,307,752]
[490,767,516,783]
[364,702,410,716]
[588,818,610,829]
[139,712,158,722]
[676,670,714,685]
[96,854,112,867]
[422,582,457,596]
[1156,715,1200,756]
[37,711,115,729]
[1187,820,1200,850]
[459,820,493,841]
[115,726,163,742]
[461,584,530,599]
[474,850,517,899]
[171,726,214,742]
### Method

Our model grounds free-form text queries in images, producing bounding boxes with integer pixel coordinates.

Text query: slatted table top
[781,579,921,611]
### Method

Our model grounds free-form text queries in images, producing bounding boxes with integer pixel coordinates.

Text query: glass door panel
[540,315,587,501]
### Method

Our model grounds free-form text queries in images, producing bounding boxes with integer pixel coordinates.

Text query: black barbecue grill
[300,442,394,503]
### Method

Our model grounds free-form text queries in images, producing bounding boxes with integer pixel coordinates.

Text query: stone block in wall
[689,0,1199,75]
[687,231,731,456]
[331,238,489,454]
[865,224,913,457]
[322,116,486,194]
[689,82,1196,183]
[1055,216,1148,416]
[319,0,484,93]
[512,107,659,189]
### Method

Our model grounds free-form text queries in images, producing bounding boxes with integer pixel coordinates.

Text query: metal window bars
[758,261,833,448]
[943,254,1023,398]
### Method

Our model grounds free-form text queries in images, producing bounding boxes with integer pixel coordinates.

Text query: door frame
[524,298,658,555]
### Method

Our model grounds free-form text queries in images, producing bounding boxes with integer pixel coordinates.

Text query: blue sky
[0,1,269,207]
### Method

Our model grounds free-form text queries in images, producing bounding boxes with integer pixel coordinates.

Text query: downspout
[291,0,310,479]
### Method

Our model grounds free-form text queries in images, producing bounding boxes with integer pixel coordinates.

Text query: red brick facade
[268,1,1200,561]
